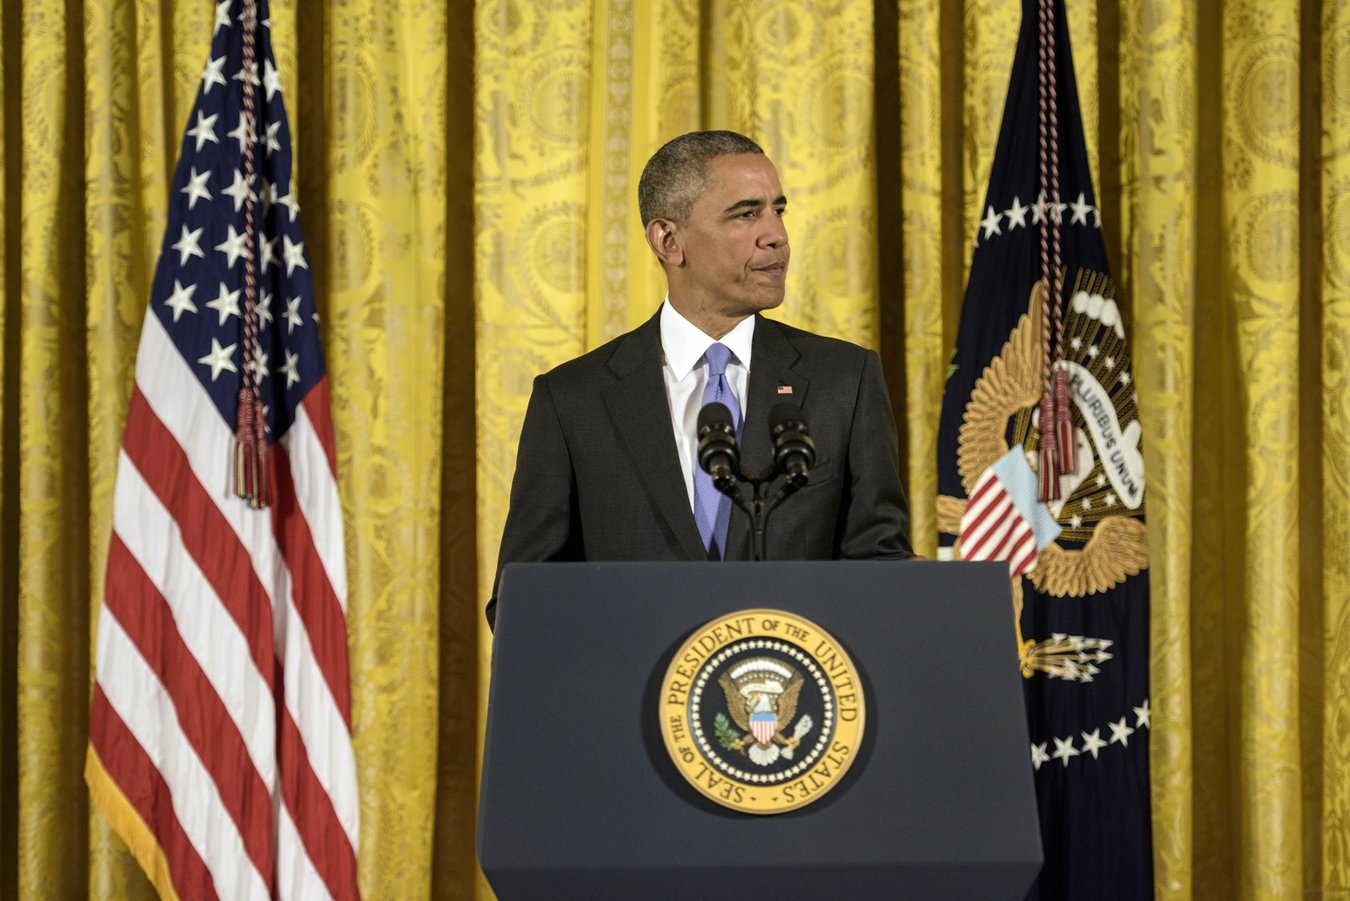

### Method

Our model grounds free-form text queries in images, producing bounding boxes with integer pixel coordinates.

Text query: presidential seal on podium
[658,608,866,814]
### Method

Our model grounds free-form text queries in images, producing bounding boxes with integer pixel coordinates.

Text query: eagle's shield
[750,711,777,745]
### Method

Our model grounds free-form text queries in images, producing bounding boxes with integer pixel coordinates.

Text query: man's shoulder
[537,316,659,388]
[759,316,875,364]
[542,335,619,377]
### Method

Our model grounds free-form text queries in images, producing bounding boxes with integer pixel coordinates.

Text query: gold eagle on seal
[717,658,812,767]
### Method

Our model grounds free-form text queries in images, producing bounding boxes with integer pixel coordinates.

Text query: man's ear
[644,218,683,267]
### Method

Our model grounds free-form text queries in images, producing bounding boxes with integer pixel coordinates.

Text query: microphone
[697,402,740,492]
[768,402,815,489]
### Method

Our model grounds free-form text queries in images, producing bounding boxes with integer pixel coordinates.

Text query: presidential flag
[935,0,1153,897]
[85,1,360,898]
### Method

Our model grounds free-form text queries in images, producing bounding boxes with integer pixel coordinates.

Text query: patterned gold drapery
[1,1,1346,899]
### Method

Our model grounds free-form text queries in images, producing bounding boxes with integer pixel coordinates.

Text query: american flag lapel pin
[777,385,793,395]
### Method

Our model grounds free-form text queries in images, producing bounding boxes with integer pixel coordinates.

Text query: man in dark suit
[487,130,912,627]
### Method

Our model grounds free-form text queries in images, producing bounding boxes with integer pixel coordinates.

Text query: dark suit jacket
[487,311,913,626]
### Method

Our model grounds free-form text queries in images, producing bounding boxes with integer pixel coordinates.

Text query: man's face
[670,153,790,324]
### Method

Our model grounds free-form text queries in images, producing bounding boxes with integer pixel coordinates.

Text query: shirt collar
[659,300,756,380]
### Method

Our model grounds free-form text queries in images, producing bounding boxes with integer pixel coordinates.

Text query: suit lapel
[726,317,812,561]
[601,313,707,561]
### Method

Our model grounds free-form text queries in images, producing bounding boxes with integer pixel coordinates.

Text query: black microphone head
[768,401,803,435]
[768,402,814,486]
[698,401,734,435]
[697,401,739,488]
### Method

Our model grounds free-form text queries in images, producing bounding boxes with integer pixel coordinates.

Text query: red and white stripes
[88,313,359,900]
[959,448,1061,577]
[961,472,1039,577]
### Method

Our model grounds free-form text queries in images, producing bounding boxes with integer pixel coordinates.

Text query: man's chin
[749,274,787,305]
[745,291,785,314]
[707,286,786,322]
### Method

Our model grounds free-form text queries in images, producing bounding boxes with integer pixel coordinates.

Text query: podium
[478,561,1041,900]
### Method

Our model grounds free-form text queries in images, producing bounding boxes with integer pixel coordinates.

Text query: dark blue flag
[935,1,1154,898]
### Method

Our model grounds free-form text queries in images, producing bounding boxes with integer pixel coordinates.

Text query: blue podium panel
[478,561,1041,900]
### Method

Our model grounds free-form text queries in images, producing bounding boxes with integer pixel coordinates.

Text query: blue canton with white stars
[150,0,323,440]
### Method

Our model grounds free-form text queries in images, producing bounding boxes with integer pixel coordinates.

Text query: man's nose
[759,218,788,248]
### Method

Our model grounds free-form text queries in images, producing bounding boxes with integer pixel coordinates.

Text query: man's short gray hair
[638,130,765,226]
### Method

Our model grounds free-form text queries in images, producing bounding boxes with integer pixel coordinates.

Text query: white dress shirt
[660,300,756,511]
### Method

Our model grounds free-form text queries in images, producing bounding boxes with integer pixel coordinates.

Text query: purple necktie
[694,343,741,559]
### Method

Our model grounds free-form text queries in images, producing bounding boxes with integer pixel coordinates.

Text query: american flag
[85,1,360,898]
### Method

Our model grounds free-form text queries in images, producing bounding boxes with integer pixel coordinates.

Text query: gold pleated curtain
[0,1,1346,899]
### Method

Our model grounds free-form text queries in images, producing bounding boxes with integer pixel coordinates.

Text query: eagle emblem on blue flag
[946,271,1149,680]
